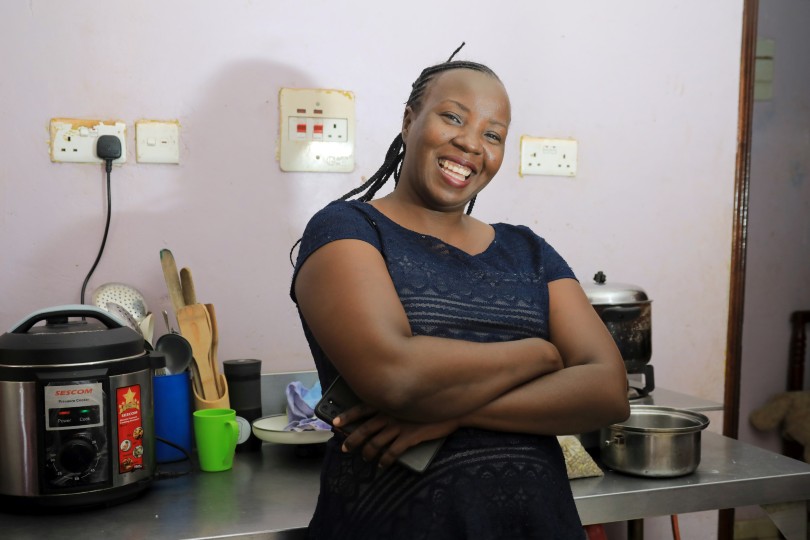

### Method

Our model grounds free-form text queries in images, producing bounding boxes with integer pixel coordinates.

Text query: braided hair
[290,44,500,265]
[337,43,500,214]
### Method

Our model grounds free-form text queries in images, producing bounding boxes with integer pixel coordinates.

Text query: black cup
[223,359,263,452]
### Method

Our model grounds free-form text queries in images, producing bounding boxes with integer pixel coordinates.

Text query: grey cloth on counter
[292,200,584,540]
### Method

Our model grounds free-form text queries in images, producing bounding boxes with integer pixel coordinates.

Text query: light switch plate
[49,119,127,164]
[135,120,180,164]
[279,88,355,173]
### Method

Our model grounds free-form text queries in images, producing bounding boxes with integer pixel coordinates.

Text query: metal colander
[91,283,149,323]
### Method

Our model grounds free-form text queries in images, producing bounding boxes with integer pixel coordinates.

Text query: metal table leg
[627,518,644,540]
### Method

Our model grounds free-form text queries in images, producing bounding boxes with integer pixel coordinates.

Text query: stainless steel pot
[583,271,652,373]
[600,406,710,477]
[0,305,164,510]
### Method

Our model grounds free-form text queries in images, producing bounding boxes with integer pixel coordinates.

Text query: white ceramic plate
[252,414,333,445]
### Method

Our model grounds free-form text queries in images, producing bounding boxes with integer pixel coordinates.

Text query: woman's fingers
[337,410,459,469]
[340,412,389,452]
[340,413,410,465]
[333,403,376,431]
[359,424,399,463]
[377,435,412,468]
[378,419,451,468]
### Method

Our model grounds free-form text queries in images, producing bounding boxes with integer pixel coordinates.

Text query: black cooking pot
[583,271,652,373]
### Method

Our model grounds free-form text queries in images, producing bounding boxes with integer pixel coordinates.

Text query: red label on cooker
[116,385,145,474]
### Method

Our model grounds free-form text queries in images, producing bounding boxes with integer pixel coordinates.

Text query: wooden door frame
[719,1,758,538]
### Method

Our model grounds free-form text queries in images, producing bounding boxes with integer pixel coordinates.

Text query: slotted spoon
[105,302,143,337]
[92,283,149,323]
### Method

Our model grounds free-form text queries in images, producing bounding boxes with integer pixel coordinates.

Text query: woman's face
[399,68,511,212]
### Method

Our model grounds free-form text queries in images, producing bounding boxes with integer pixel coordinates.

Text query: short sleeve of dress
[493,224,577,284]
[290,201,382,303]
[531,227,577,283]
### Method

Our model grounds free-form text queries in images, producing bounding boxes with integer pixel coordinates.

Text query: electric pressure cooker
[0,305,164,510]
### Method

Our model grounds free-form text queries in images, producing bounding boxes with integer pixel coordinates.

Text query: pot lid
[583,271,650,305]
[0,305,145,366]
[610,405,710,433]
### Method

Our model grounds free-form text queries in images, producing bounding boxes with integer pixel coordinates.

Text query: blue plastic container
[153,372,193,463]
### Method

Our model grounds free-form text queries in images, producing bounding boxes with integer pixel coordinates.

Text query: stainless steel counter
[4,444,321,540]
[572,431,810,537]
[4,388,809,539]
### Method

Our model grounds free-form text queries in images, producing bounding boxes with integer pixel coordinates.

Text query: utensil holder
[153,372,193,463]
[193,373,230,410]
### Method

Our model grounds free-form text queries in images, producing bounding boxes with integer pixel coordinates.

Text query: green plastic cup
[193,408,239,472]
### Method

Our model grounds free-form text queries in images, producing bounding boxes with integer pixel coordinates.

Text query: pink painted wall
[0,2,746,537]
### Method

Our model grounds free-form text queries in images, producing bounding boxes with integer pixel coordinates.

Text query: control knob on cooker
[58,435,99,474]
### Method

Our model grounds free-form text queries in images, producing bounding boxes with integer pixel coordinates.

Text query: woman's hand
[460,278,630,435]
[335,404,458,469]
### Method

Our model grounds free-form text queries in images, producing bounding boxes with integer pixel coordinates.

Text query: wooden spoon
[188,356,204,397]
[179,267,221,397]
[176,303,218,400]
[180,267,197,306]
[160,249,185,314]
[205,303,223,396]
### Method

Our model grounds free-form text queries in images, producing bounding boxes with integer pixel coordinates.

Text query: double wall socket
[279,88,355,173]
[519,136,578,177]
[49,118,127,164]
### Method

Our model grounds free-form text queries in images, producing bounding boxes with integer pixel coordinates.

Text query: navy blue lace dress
[292,201,584,540]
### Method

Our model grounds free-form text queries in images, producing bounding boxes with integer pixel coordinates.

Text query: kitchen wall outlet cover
[135,120,181,164]
[519,136,578,177]
[49,119,127,164]
[278,88,355,173]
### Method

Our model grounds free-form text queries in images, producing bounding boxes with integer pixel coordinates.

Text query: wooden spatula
[160,249,185,315]
[180,267,223,398]
[176,303,218,400]
[180,267,197,306]
[205,303,223,396]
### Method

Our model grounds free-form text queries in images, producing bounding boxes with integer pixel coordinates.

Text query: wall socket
[49,118,127,164]
[519,136,577,177]
[279,88,355,173]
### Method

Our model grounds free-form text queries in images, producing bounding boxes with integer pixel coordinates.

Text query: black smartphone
[315,375,445,473]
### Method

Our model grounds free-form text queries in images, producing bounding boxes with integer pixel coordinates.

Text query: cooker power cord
[154,436,194,479]
[79,135,122,305]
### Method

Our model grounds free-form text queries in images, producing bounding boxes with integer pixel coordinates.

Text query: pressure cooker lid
[0,305,145,366]
[583,271,650,305]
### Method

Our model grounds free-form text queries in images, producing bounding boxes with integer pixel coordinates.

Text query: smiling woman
[395,67,510,223]
[289,46,629,540]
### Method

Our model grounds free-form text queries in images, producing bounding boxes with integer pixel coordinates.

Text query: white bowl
[252,414,333,445]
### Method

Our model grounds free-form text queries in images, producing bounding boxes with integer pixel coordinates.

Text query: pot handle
[9,304,124,333]
[149,351,167,372]
[599,306,642,322]
[603,433,626,447]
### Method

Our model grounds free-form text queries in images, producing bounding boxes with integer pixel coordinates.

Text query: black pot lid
[0,305,145,366]
[583,271,650,305]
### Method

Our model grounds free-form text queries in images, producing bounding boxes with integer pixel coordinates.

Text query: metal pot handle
[603,433,626,447]
[9,304,124,333]
[599,306,642,322]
